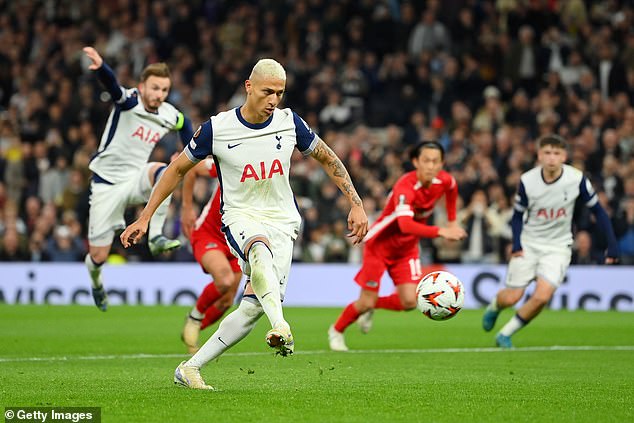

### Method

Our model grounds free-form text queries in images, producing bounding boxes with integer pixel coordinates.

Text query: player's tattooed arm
[310,137,362,207]
[310,136,368,244]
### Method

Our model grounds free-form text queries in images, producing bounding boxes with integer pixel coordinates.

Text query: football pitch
[1,306,632,422]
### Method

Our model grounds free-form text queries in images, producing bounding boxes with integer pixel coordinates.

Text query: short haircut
[250,58,286,81]
[538,134,567,150]
[140,62,171,82]
[410,140,445,161]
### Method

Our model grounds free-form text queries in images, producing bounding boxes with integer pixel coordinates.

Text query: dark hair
[140,62,171,82]
[409,140,445,161]
[538,134,567,150]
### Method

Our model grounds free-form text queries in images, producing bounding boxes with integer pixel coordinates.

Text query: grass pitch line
[1,345,633,363]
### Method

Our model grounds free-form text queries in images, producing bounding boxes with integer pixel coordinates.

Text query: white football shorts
[223,217,294,300]
[505,243,572,289]
[88,163,156,246]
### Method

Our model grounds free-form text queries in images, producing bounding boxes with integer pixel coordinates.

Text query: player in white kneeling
[82,47,193,311]
[482,135,619,348]
[120,58,368,389]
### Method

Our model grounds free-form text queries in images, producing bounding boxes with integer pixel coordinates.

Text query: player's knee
[499,290,522,307]
[215,273,235,292]
[401,297,418,310]
[88,250,108,264]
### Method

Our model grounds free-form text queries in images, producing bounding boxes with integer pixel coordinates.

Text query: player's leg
[182,237,242,353]
[329,250,384,350]
[376,255,422,312]
[224,221,292,353]
[175,295,264,390]
[85,181,125,311]
[200,282,240,329]
[328,288,377,351]
[143,162,180,255]
[85,244,111,311]
[497,250,569,347]
[482,251,535,333]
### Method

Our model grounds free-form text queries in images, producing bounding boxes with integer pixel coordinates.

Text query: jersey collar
[235,107,274,129]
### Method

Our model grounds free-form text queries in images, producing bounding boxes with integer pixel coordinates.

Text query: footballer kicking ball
[416,271,464,321]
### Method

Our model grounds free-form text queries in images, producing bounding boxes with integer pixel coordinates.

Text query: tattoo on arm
[311,138,362,207]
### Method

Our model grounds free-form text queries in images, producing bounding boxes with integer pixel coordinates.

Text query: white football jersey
[185,107,318,238]
[515,164,597,250]
[89,88,184,184]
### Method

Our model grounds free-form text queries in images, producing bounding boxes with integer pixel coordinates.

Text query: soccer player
[482,134,619,348]
[328,141,467,352]
[120,58,368,389]
[82,47,193,312]
[180,158,243,354]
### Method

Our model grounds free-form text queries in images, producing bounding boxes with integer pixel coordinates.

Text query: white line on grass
[1,345,633,363]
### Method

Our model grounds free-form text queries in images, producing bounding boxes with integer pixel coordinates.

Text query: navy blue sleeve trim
[185,120,213,161]
[579,176,598,207]
[510,209,524,253]
[589,203,619,258]
[514,181,528,212]
[178,116,194,147]
[95,62,123,102]
[292,111,316,153]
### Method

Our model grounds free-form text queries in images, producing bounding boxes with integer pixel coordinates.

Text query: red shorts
[354,244,423,292]
[191,229,241,273]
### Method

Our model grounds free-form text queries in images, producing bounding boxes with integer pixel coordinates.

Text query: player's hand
[605,256,618,264]
[180,207,196,239]
[83,46,103,70]
[347,204,368,245]
[438,226,467,241]
[511,250,524,257]
[120,219,149,248]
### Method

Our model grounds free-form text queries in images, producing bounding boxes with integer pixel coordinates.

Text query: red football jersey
[364,170,457,257]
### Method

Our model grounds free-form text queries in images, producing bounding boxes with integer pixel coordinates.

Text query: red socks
[195,282,221,314]
[375,293,404,311]
[200,305,225,330]
[334,303,361,332]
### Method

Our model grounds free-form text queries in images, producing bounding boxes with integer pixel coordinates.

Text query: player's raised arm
[309,137,368,244]
[121,152,196,247]
[83,46,127,104]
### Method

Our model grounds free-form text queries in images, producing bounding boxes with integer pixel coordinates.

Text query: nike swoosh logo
[228,143,242,149]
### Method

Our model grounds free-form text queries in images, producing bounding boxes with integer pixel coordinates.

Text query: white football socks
[84,254,103,289]
[499,314,527,337]
[187,298,263,368]
[248,242,285,328]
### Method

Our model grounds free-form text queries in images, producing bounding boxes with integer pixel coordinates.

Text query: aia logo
[240,159,284,182]
[132,126,161,144]
[537,208,566,219]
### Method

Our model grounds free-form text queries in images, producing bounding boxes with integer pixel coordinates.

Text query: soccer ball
[416,271,464,321]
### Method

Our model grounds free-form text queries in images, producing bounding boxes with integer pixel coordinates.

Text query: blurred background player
[180,158,243,354]
[482,135,619,348]
[329,141,467,352]
[82,47,193,312]
[120,58,368,389]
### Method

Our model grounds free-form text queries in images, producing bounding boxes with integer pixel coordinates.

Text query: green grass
[0,306,633,422]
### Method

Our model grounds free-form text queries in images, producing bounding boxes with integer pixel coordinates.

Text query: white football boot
[328,325,349,352]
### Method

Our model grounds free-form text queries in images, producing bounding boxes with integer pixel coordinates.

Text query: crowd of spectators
[1,0,633,266]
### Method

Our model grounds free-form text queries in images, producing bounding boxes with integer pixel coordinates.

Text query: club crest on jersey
[132,125,161,144]
[275,135,282,150]
[240,159,284,182]
[537,207,566,219]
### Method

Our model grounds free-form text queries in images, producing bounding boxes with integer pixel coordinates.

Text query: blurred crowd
[1,0,634,266]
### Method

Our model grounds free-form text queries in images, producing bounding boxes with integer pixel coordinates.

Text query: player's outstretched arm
[309,137,368,244]
[83,46,125,103]
[121,152,196,247]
